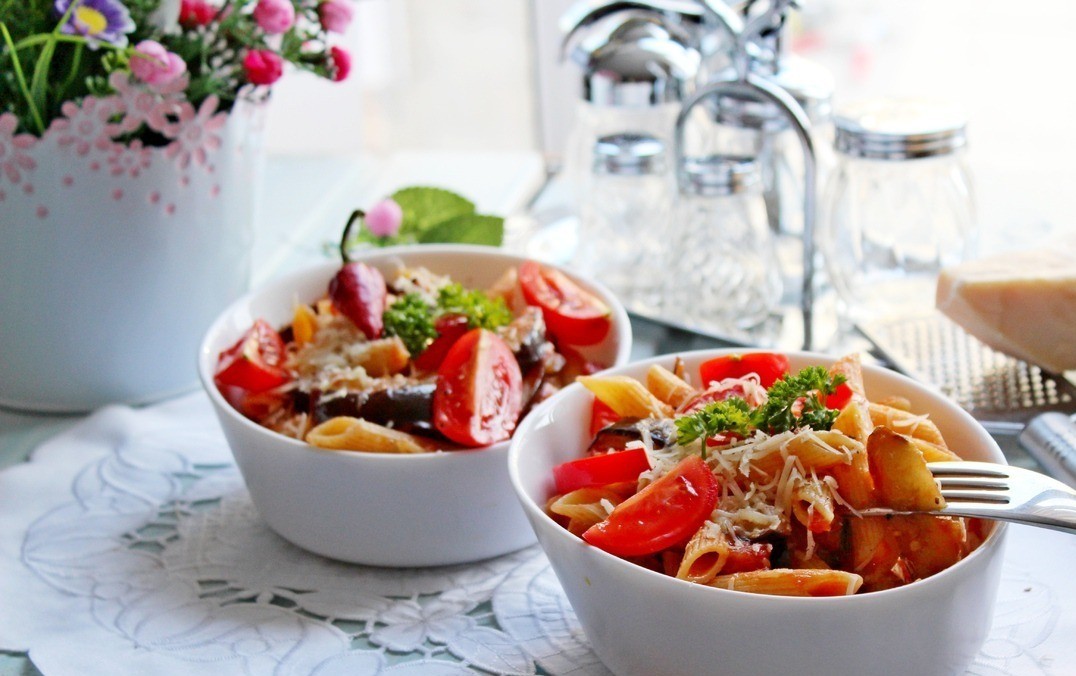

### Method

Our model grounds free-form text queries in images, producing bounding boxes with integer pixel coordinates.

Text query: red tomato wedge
[433,328,523,447]
[413,313,471,372]
[518,261,611,346]
[589,398,621,437]
[699,352,790,389]
[826,381,854,410]
[215,319,291,393]
[722,541,773,574]
[553,448,650,494]
[583,455,720,557]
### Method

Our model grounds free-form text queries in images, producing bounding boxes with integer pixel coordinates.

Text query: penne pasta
[867,427,946,512]
[577,375,675,419]
[709,568,863,597]
[676,526,731,584]
[306,416,431,454]
[869,402,947,448]
[646,364,697,409]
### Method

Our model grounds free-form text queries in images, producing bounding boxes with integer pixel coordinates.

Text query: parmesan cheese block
[936,245,1076,373]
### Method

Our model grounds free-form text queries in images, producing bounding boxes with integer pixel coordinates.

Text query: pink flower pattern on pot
[48,97,122,157]
[164,96,228,170]
[0,114,37,186]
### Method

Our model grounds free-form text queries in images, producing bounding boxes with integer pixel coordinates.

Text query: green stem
[60,43,84,98]
[13,33,125,51]
[0,22,44,134]
[29,36,57,121]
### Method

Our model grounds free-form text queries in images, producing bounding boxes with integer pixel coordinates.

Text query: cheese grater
[859,312,1075,430]
[859,311,1076,486]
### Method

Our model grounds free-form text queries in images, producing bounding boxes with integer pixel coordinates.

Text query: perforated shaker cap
[834,98,968,160]
[679,154,759,196]
[593,133,667,175]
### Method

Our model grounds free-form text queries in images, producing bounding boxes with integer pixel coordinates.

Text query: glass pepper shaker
[574,133,673,312]
[662,154,782,331]
[821,99,976,325]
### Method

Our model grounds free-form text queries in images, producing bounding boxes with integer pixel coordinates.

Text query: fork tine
[928,461,1010,478]
[939,490,1010,504]
[934,475,1008,491]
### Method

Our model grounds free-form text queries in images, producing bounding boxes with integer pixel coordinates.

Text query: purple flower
[54,0,135,49]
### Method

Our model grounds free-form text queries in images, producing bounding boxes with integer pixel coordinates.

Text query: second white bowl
[199,245,633,566]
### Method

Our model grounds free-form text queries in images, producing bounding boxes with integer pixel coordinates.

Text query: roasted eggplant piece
[307,382,437,435]
[586,417,674,455]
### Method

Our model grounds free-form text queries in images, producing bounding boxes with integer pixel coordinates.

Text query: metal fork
[864,461,1076,534]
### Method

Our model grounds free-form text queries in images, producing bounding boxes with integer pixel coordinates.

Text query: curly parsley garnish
[674,366,847,445]
[383,293,438,355]
[383,284,512,356]
[437,284,513,331]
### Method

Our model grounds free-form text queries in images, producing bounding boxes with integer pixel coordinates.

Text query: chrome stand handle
[674,73,818,351]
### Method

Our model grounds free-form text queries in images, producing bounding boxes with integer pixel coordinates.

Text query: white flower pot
[0,92,264,412]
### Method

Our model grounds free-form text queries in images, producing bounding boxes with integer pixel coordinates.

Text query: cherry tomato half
[553,448,650,494]
[699,352,790,389]
[432,328,523,447]
[826,381,854,411]
[518,261,611,346]
[583,455,719,557]
[589,398,621,437]
[215,319,291,393]
[413,313,471,373]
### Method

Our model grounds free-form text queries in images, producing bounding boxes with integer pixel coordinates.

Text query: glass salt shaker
[821,99,976,325]
[662,154,782,331]
[574,133,674,312]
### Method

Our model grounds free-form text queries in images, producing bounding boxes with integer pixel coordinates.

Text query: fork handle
[953,490,1076,535]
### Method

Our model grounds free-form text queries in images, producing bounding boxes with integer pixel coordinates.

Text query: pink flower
[179,0,217,27]
[243,49,284,86]
[317,0,353,34]
[130,40,187,88]
[253,0,295,34]
[365,198,402,238]
[329,45,351,82]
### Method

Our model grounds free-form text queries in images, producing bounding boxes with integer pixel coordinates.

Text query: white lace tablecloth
[1,394,1074,676]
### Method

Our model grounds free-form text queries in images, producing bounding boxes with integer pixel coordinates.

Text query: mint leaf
[391,186,475,237]
[419,214,504,246]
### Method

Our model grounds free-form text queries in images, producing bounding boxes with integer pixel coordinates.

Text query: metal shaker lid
[707,55,834,129]
[679,154,760,195]
[564,8,700,107]
[833,99,968,160]
[594,133,667,175]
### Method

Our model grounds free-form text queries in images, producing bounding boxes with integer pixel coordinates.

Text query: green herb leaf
[383,293,437,355]
[437,283,512,331]
[752,366,846,434]
[674,366,848,445]
[419,213,504,247]
[675,398,753,445]
[391,186,476,237]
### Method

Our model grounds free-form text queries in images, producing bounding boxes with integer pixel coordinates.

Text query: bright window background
[265,0,1076,245]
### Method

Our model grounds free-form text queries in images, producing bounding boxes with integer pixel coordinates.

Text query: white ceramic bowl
[199,245,632,567]
[509,349,1007,676]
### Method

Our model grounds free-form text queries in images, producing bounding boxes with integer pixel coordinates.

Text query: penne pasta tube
[646,364,697,409]
[709,568,863,597]
[548,486,627,536]
[792,480,835,533]
[577,375,675,419]
[869,402,947,448]
[676,526,731,584]
[867,427,946,512]
[306,416,432,454]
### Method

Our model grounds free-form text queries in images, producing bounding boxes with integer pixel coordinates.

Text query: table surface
[0,150,1054,675]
